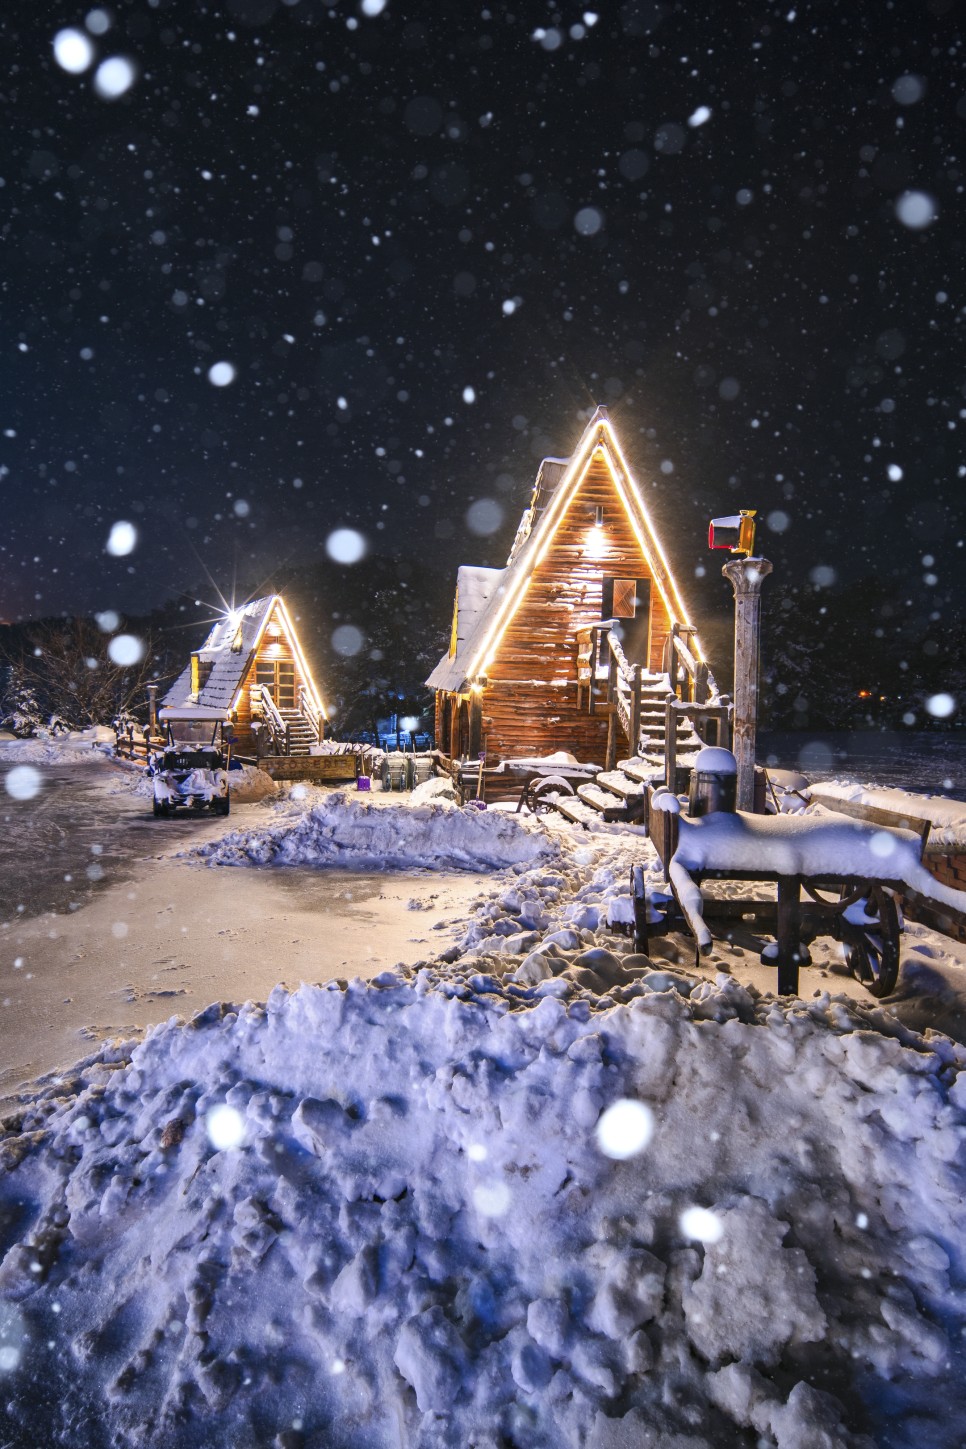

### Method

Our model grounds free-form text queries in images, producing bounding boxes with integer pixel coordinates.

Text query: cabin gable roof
[427,405,701,693]
[426,565,505,692]
[163,594,326,719]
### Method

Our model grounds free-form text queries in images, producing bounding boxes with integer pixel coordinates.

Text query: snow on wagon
[150,706,232,818]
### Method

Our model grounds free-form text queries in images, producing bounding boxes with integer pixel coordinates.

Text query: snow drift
[197,791,559,873]
[2,959,964,1447]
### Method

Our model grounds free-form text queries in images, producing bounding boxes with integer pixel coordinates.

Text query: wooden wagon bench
[635,786,966,998]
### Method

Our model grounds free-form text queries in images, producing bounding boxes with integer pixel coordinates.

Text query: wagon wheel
[525,777,573,814]
[836,883,901,998]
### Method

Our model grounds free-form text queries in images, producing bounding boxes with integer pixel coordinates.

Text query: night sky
[3,0,964,661]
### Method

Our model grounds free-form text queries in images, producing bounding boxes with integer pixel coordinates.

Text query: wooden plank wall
[478,454,672,765]
[232,633,300,754]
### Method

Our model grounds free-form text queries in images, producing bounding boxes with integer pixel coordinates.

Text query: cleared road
[0,758,484,1104]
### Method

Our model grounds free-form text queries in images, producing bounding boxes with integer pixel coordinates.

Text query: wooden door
[602,576,651,667]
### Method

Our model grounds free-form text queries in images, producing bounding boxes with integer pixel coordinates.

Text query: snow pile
[228,764,278,803]
[0,730,113,766]
[810,782,966,853]
[2,965,965,1446]
[198,790,560,872]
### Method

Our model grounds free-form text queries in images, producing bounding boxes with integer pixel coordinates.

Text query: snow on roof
[426,565,505,692]
[158,704,231,721]
[162,596,276,711]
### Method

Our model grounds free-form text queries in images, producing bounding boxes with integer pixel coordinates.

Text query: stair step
[577,782,632,814]
[594,771,646,802]
[551,795,612,830]
[617,758,664,784]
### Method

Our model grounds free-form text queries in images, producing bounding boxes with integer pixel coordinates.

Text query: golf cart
[150,708,233,818]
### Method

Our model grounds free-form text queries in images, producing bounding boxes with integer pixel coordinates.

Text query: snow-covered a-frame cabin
[427,407,723,784]
[161,595,327,758]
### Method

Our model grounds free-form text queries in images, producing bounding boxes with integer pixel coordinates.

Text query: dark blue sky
[2,0,963,644]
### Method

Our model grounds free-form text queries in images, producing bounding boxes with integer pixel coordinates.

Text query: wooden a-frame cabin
[162,594,327,757]
[427,406,720,777]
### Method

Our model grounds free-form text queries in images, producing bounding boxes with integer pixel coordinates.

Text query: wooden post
[776,874,801,996]
[468,692,483,758]
[630,664,642,758]
[722,557,773,812]
[664,698,678,792]
[147,684,158,738]
[604,640,617,770]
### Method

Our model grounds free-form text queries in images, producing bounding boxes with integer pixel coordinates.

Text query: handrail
[297,683,324,743]
[664,623,713,704]
[252,683,288,753]
[575,615,727,762]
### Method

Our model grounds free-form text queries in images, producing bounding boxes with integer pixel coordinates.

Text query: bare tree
[1,618,161,730]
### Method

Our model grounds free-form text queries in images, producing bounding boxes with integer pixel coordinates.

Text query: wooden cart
[636,786,913,998]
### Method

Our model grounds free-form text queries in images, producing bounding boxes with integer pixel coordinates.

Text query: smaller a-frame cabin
[428,406,719,777]
[162,595,327,757]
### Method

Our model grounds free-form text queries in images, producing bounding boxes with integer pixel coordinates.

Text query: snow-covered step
[551,794,612,830]
[618,758,665,786]
[594,771,646,803]
[577,782,631,815]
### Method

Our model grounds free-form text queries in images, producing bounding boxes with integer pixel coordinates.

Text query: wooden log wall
[476,454,672,765]
[232,631,302,754]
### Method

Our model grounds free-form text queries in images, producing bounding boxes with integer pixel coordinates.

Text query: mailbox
[708,509,757,556]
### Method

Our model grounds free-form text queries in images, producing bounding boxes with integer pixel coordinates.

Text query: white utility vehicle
[150,709,232,817]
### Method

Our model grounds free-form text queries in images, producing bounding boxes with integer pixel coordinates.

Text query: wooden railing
[663,623,711,704]
[297,683,324,744]
[252,684,289,754]
[113,723,159,763]
[575,618,730,770]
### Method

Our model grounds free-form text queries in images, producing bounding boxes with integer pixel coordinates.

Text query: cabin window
[255,659,296,709]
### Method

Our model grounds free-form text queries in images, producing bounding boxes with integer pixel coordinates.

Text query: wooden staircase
[550,622,730,830]
[279,709,318,756]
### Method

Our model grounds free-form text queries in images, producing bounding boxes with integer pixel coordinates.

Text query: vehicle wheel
[214,796,230,816]
[153,797,163,817]
[839,884,901,998]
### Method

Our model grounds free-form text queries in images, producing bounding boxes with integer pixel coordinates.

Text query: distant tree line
[2,564,958,741]
[760,575,965,731]
[0,554,451,742]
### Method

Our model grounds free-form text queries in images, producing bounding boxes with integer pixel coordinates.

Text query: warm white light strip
[246,595,329,719]
[467,411,706,678]
[275,596,329,719]
[601,420,701,646]
[469,422,604,677]
[598,440,706,663]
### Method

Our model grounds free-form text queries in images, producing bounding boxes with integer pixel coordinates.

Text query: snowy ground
[2,736,966,1447]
